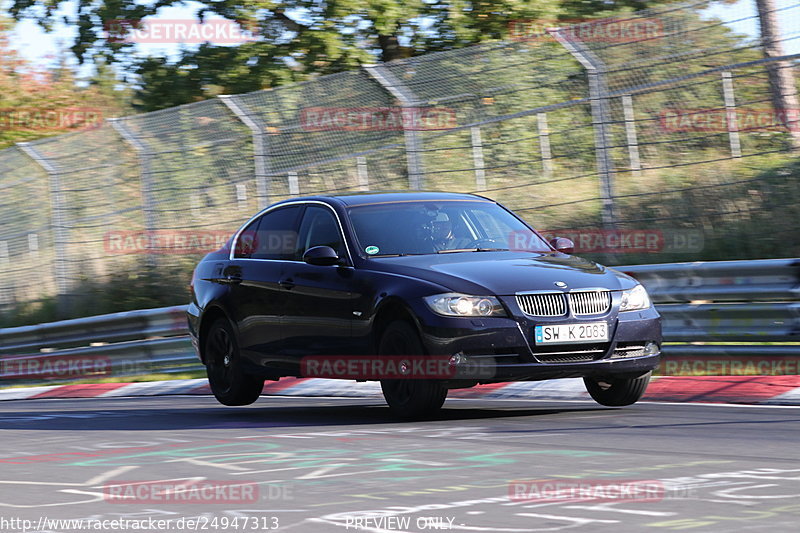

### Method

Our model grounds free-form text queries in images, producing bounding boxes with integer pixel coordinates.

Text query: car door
[280,204,357,358]
[227,205,303,369]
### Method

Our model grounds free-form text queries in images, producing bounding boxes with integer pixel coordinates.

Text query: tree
[7,1,694,111]
[0,18,131,149]
[755,0,800,151]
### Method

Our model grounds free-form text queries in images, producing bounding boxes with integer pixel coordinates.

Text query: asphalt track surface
[0,395,799,533]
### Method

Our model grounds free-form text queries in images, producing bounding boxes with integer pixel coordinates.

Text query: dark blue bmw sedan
[187,192,661,418]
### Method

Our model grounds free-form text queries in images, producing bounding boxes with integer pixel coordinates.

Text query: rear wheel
[205,318,264,406]
[379,321,447,419]
[584,371,651,406]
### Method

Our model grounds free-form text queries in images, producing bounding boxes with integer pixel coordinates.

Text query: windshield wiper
[436,248,509,254]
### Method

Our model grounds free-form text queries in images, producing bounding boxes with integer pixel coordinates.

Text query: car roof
[275,191,494,207]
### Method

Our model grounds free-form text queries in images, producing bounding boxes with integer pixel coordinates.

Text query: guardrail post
[470,126,487,191]
[0,240,8,273]
[721,71,742,158]
[218,95,271,208]
[356,156,370,191]
[288,172,300,195]
[551,28,617,228]
[235,183,248,209]
[621,95,642,177]
[0,241,7,306]
[363,64,425,190]
[109,119,159,264]
[17,142,72,315]
[536,113,553,179]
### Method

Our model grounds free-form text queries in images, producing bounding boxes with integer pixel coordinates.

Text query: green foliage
[0,264,190,327]
[7,1,695,111]
[0,18,133,149]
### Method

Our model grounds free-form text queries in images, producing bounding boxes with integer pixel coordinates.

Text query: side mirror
[549,237,575,254]
[303,245,340,266]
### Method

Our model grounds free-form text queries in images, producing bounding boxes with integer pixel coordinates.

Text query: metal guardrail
[0,306,189,353]
[0,307,196,383]
[657,303,800,342]
[0,259,798,384]
[621,258,800,358]
[620,258,800,303]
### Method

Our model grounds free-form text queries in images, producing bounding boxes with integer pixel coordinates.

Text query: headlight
[619,284,651,312]
[424,293,507,317]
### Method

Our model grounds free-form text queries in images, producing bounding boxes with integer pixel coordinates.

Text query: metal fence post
[109,119,159,264]
[364,64,425,190]
[536,113,553,179]
[621,95,642,177]
[470,126,487,191]
[218,95,271,208]
[721,71,742,158]
[551,29,617,228]
[17,142,71,313]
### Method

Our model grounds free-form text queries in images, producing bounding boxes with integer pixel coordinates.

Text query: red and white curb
[2,375,800,405]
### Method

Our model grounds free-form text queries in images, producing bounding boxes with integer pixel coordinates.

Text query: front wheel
[205,318,264,406]
[378,321,447,419]
[584,371,651,407]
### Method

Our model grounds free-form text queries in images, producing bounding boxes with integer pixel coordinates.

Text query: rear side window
[234,205,302,260]
[295,205,346,260]
[233,219,260,258]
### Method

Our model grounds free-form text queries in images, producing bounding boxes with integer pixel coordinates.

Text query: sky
[2,0,799,79]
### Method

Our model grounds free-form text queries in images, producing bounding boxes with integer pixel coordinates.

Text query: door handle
[222,275,242,285]
[279,278,295,290]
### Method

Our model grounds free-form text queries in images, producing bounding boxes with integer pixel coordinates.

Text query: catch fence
[1,0,799,319]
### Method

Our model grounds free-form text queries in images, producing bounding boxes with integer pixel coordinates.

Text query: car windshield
[348,200,552,257]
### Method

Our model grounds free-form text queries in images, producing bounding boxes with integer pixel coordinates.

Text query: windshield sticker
[365,245,380,255]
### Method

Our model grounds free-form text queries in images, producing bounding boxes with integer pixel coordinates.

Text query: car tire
[584,371,651,407]
[205,318,264,406]
[378,321,447,419]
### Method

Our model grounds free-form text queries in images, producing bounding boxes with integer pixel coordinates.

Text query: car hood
[367,252,635,295]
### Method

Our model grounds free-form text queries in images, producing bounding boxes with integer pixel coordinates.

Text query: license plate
[534,322,608,345]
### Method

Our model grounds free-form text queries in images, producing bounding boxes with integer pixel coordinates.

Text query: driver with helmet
[427,212,472,251]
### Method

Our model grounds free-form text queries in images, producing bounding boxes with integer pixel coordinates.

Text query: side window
[296,206,346,260]
[233,219,261,258]
[233,206,302,260]
[252,205,303,260]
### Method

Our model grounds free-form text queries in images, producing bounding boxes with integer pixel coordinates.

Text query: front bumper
[416,303,662,383]
[186,301,202,361]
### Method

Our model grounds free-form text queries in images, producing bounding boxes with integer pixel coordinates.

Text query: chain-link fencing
[1,0,799,322]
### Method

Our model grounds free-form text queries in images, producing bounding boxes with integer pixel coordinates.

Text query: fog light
[449,353,468,366]
[644,342,660,356]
